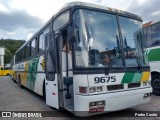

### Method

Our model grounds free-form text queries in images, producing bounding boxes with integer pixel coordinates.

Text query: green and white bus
[143,20,160,95]
[11,2,152,116]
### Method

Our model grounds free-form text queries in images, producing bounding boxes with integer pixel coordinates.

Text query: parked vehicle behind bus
[11,2,152,116]
[143,20,160,95]
[0,66,12,76]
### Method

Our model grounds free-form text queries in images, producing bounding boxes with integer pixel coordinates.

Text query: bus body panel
[14,55,45,96]
[145,47,160,73]
[73,75,88,94]
[73,72,151,116]
[45,74,59,109]
[144,44,160,94]
[72,72,151,95]
[87,72,150,87]
[149,62,160,73]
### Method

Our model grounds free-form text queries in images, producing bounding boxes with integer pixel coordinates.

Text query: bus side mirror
[68,26,75,43]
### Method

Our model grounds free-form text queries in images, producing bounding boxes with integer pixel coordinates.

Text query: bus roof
[143,21,153,28]
[65,2,142,19]
[143,18,160,28]
[16,1,142,53]
[0,66,10,68]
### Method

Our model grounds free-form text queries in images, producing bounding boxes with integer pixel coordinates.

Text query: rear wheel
[151,74,160,95]
[18,75,23,88]
[12,74,17,83]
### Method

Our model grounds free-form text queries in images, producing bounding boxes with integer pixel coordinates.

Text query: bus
[143,20,160,95]
[11,2,152,116]
[0,66,11,76]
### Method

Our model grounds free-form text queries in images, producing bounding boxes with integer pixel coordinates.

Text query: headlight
[79,86,104,94]
[96,101,105,106]
[143,82,147,86]
[97,86,103,92]
[89,87,96,93]
[89,102,96,107]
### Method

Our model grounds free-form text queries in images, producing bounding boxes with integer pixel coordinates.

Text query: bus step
[64,104,74,112]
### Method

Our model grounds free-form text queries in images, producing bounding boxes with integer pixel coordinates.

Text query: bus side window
[62,30,70,52]
[21,49,24,60]
[53,11,69,31]
[25,43,31,58]
[31,39,36,56]
[38,33,44,53]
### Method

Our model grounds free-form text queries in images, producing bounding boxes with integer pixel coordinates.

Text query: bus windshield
[73,9,147,68]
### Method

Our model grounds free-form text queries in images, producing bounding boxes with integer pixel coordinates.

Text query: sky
[0,0,160,40]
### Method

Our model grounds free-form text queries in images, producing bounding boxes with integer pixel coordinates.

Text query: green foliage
[0,39,25,64]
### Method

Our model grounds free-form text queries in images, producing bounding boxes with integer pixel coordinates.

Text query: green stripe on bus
[148,48,160,61]
[27,58,39,91]
[121,72,135,83]
[132,73,142,83]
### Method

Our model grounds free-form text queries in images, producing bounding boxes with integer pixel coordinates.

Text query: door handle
[46,83,48,85]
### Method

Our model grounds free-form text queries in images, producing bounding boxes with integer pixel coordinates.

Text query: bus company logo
[2,112,11,117]
[40,58,45,70]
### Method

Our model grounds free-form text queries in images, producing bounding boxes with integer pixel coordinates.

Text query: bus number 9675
[94,76,116,84]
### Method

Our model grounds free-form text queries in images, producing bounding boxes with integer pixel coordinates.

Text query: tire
[152,89,160,96]
[13,79,16,83]
[6,73,10,76]
[12,75,17,83]
[151,74,160,95]
[12,78,16,83]
[43,80,46,100]
[18,75,23,88]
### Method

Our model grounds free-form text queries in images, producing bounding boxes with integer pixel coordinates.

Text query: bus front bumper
[74,87,152,117]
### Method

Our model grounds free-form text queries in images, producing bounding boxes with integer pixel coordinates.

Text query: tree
[0,39,25,64]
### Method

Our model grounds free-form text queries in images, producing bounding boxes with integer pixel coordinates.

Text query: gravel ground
[0,76,160,120]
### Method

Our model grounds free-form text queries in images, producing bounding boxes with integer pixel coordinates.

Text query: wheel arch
[151,71,160,77]
[43,79,46,99]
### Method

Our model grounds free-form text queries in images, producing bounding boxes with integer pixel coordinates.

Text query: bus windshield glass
[119,16,147,67]
[73,9,147,68]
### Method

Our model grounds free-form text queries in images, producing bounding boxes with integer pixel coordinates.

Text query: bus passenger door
[45,33,59,109]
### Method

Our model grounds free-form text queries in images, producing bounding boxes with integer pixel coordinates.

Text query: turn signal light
[79,87,87,93]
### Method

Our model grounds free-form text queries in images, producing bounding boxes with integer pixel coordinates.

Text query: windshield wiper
[89,35,121,75]
[124,37,142,72]
[73,24,80,43]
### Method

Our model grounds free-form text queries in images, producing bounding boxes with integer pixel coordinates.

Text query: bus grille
[128,83,141,88]
[107,84,124,91]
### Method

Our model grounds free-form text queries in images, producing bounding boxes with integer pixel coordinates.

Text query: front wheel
[43,80,46,100]
[6,73,10,76]
[151,74,160,95]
